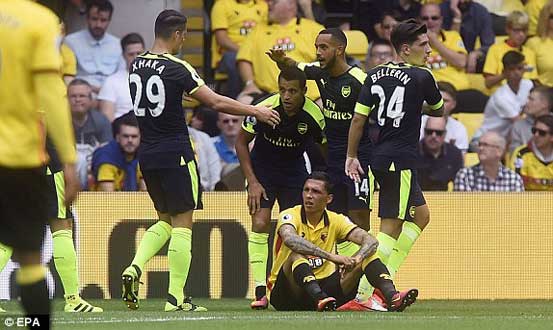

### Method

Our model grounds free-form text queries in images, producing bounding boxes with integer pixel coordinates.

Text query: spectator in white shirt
[471,51,533,150]
[421,81,469,152]
[65,0,122,93]
[98,33,145,122]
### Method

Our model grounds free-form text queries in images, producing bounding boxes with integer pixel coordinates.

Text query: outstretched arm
[266,48,298,71]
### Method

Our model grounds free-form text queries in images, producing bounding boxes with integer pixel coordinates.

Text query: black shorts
[372,168,426,221]
[142,161,203,216]
[46,170,73,220]
[258,186,303,210]
[270,269,356,311]
[327,164,374,216]
[0,166,48,252]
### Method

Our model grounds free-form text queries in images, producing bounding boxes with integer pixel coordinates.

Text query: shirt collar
[300,206,329,229]
[85,29,108,46]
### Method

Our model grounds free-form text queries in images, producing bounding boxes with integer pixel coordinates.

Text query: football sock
[17,265,50,325]
[292,259,327,301]
[0,242,13,271]
[131,221,172,272]
[387,222,422,278]
[167,227,192,306]
[336,240,358,257]
[362,256,397,303]
[52,229,79,298]
[248,231,269,298]
[357,232,397,300]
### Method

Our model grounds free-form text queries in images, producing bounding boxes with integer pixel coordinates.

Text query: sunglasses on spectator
[532,127,551,137]
[478,141,501,149]
[420,16,441,21]
[425,129,446,137]
[222,118,240,124]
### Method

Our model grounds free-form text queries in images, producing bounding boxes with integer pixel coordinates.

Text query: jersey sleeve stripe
[428,98,444,110]
[348,67,368,84]
[165,53,206,88]
[303,97,325,130]
[297,61,319,71]
[354,102,372,116]
[241,122,256,134]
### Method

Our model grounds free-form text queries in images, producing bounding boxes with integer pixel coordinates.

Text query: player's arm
[422,71,445,117]
[345,227,378,263]
[192,85,280,126]
[236,127,267,215]
[266,48,297,70]
[279,224,352,266]
[346,104,370,182]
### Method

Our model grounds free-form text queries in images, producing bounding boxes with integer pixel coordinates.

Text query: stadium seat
[451,113,484,140]
[464,152,479,167]
[344,30,369,63]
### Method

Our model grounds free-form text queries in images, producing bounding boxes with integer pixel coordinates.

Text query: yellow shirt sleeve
[483,43,501,75]
[447,32,468,54]
[522,47,539,80]
[60,43,77,77]
[31,12,62,72]
[336,215,358,241]
[97,164,119,182]
[277,208,301,233]
[211,0,229,31]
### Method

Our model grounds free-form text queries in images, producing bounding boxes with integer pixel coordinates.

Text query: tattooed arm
[346,227,378,261]
[279,224,334,259]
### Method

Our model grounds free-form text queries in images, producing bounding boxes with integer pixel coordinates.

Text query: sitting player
[236,67,326,309]
[268,171,418,312]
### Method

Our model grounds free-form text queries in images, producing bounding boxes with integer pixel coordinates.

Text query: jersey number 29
[129,73,166,117]
[371,85,405,128]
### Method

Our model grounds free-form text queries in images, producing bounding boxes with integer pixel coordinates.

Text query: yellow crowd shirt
[0,0,75,168]
[60,43,77,77]
[96,164,143,191]
[483,40,538,92]
[525,36,553,87]
[510,144,553,191]
[210,0,268,67]
[525,0,547,36]
[237,17,323,100]
[267,205,357,294]
[426,30,470,91]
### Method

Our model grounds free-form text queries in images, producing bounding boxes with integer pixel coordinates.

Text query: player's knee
[251,214,271,233]
[414,206,430,230]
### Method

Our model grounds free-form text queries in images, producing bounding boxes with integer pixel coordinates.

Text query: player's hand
[247,181,268,215]
[254,105,281,127]
[63,163,81,207]
[466,50,480,73]
[265,48,287,64]
[330,254,356,269]
[345,156,364,183]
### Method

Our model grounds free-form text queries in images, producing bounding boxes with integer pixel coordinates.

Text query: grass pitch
[1,299,552,330]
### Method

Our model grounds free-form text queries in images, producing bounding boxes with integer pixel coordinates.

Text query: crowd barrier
[1,192,552,300]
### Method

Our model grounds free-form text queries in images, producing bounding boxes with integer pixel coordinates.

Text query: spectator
[297,0,327,25]
[212,113,242,173]
[69,79,112,188]
[440,0,495,73]
[526,1,553,87]
[236,0,323,104]
[418,117,464,191]
[65,0,122,93]
[373,11,399,41]
[526,0,548,36]
[510,85,553,152]
[98,33,145,122]
[387,0,422,22]
[473,51,533,148]
[91,114,145,191]
[189,126,222,192]
[420,3,471,91]
[210,0,268,98]
[510,114,553,190]
[474,0,524,35]
[420,82,469,152]
[454,131,524,191]
[365,38,395,71]
[483,10,538,91]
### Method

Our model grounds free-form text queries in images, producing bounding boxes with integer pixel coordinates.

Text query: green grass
[2,299,553,330]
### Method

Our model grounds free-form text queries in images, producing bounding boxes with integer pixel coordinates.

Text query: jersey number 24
[371,85,405,128]
[129,73,166,117]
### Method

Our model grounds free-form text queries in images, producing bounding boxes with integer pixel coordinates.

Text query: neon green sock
[52,229,79,297]
[387,222,422,278]
[131,221,172,271]
[168,227,192,305]
[357,232,397,301]
[248,232,269,288]
[0,242,13,272]
[336,240,359,257]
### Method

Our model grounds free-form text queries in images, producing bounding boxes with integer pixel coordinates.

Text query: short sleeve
[60,43,76,76]
[297,62,324,80]
[242,115,258,134]
[423,69,444,110]
[449,32,468,54]
[97,164,118,182]
[31,12,62,72]
[276,209,300,233]
[179,64,206,95]
[483,44,500,75]
[336,215,358,240]
[210,1,229,31]
[354,82,376,116]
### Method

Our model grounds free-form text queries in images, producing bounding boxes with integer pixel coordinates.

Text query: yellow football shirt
[525,0,547,36]
[268,205,357,294]
[61,43,77,77]
[510,144,553,191]
[483,40,538,92]
[237,18,323,101]
[96,163,143,191]
[426,30,470,91]
[526,36,553,87]
[0,0,76,168]
[211,0,268,67]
